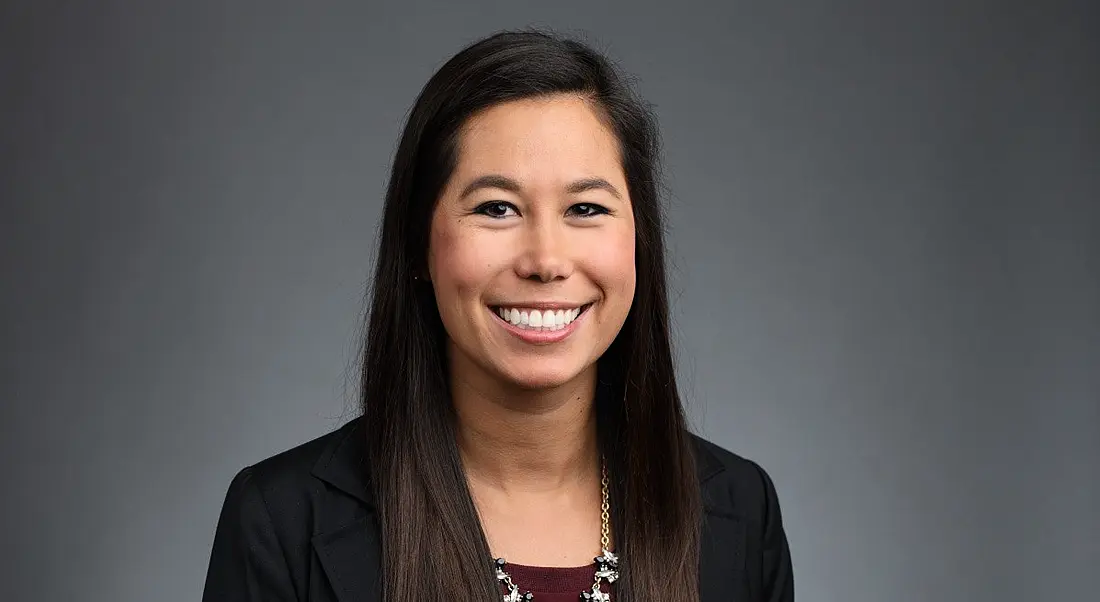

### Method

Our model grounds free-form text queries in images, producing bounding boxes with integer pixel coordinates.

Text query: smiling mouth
[489,304,593,331]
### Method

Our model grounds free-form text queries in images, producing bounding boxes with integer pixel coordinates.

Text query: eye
[474,201,518,218]
[567,203,610,218]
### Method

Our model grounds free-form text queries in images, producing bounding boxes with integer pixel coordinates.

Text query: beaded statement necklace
[492,459,619,601]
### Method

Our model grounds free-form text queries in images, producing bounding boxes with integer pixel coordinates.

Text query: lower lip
[490,306,589,344]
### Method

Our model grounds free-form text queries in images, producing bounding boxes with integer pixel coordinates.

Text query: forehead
[453,95,623,176]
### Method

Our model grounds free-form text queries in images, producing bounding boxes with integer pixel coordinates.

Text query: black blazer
[201,418,794,601]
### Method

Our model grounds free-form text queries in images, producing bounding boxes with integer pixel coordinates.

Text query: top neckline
[501,561,598,593]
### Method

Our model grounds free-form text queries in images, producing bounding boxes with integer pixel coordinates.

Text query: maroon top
[502,562,615,601]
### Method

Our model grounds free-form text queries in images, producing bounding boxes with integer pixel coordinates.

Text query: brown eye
[568,203,609,217]
[475,201,518,218]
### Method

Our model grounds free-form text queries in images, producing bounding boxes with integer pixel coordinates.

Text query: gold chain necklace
[493,458,619,601]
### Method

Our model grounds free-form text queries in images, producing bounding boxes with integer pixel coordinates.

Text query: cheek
[589,226,637,302]
[429,220,499,301]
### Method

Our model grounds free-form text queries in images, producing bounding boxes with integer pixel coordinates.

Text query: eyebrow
[459,174,623,200]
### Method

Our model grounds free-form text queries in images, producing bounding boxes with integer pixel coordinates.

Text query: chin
[496,361,587,391]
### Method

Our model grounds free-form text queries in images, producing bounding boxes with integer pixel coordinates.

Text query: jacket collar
[309,418,728,602]
[310,417,727,509]
[310,418,375,507]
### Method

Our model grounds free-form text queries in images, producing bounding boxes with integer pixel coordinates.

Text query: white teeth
[492,305,587,330]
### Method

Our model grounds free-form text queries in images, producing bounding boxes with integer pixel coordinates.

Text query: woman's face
[428,94,636,392]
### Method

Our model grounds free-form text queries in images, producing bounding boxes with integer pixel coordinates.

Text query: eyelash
[473,201,610,219]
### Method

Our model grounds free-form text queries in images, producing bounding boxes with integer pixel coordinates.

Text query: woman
[202,30,793,602]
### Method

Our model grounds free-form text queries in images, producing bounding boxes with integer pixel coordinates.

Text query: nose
[515,220,573,283]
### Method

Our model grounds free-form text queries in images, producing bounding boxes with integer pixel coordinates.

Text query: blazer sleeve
[755,461,794,601]
[202,466,298,602]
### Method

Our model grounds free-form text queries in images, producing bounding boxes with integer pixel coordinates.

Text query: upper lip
[489,301,592,310]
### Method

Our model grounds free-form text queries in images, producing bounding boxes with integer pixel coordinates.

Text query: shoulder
[203,420,371,598]
[212,418,370,547]
[690,434,795,600]
[229,418,362,501]
[690,433,785,524]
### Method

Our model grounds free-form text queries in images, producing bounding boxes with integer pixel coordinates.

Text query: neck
[450,359,600,494]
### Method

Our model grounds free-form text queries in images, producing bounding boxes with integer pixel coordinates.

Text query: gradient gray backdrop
[2,1,1097,601]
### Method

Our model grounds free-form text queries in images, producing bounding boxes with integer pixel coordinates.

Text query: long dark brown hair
[360,29,700,602]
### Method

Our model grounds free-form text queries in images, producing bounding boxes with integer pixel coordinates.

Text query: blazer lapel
[698,509,750,601]
[692,437,751,601]
[313,516,383,602]
[310,420,382,602]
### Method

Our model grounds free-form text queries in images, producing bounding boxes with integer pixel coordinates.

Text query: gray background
[2,1,1097,601]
